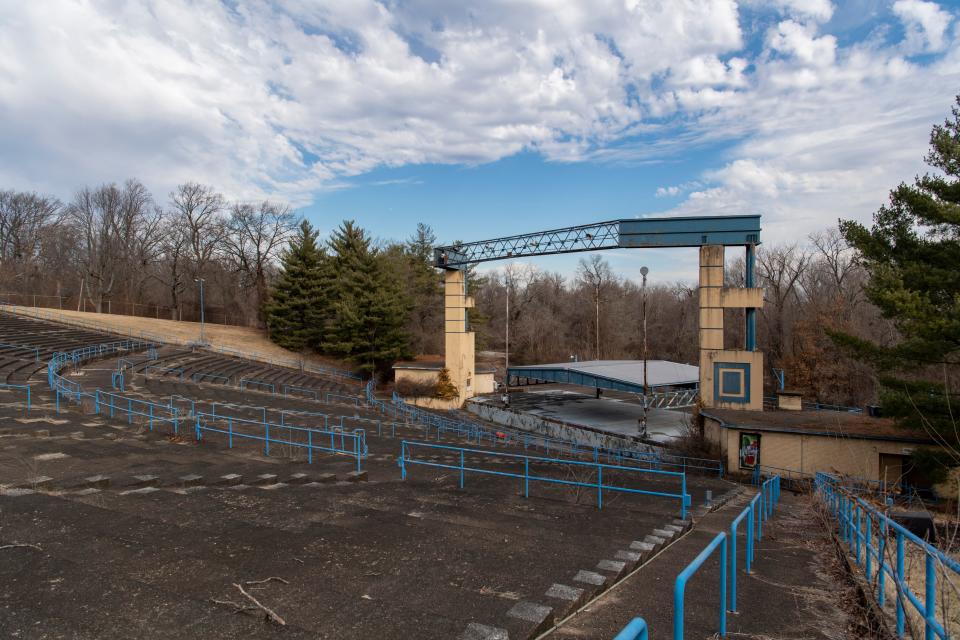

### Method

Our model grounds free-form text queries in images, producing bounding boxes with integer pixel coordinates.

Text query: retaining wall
[466,399,655,453]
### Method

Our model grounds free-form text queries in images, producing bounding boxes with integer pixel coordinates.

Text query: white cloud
[0,0,748,203]
[741,0,835,22]
[767,20,837,67]
[0,0,956,255]
[893,0,954,53]
[656,186,682,198]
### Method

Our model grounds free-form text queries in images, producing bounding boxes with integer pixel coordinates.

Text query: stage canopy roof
[507,359,699,394]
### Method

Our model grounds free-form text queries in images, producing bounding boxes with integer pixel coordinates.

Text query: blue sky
[307,147,732,280]
[1,0,959,282]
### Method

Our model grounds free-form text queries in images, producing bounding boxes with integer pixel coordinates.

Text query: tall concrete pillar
[444,269,476,405]
[699,245,725,353]
[698,245,764,411]
[745,243,757,351]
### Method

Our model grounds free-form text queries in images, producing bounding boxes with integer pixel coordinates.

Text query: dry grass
[5,305,352,373]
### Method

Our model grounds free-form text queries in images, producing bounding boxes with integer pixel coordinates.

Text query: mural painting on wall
[739,433,760,469]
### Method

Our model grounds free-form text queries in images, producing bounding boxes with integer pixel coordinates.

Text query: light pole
[194,277,206,345]
[594,280,601,360]
[504,274,510,405]
[640,266,649,438]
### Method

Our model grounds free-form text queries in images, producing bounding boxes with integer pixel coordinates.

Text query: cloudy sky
[1,0,958,281]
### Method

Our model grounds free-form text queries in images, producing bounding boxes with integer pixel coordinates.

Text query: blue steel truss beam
[434,215,761,268]
[434,220,620,268]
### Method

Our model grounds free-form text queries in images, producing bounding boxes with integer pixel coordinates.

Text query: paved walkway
[550,493,865,639]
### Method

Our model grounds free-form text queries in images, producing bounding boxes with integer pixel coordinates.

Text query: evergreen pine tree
[834,95,960,477]
[322,221,413,373]
[265,220,325,352]
[403,223,443,354]
[435,367,459,400]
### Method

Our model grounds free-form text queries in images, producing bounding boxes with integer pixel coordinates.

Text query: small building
[702,408,936,489]
[393,360,497,410]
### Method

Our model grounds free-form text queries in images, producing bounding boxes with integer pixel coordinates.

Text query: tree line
[0,181,296,326]
[470,231,891,408]
[0,180,929,406]
[264,220,440,373]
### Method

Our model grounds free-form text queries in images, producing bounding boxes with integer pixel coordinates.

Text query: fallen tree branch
[210,598,256,614]
[0,543,42,551]
[233,582,286,626]
[244,576,289,586]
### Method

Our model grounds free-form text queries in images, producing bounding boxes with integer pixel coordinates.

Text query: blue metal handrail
[729,493,758,613]
[144,364,185,379]
[674,531,727,639]
[730,476,780,614]
[239,377,276,394]
[810,401,862,414]
[283,384,318,400]
[0,341,40,361]
[375,380,725,477]
[194,411,366,471]
[399,440,690,516]
[613,617,649,640]
[0,383,31,411]
[93,389,181,433]
[192,372,230,384]
[612,476,781,640]
[816,472,958,639]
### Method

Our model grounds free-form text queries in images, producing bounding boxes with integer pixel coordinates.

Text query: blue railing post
[925,553,935,640]
[612,617,649,640]
[597,464,603,509]
[524,458,530,498]
[673,532,727,640]
[307,429,312,464]
[856,505,862,566]
[720,538,727,637]
[459,449,465,489]
[355,432,362,472]
[400,441,407,480]
[682,474,688,519]
[731,517,739,613]
[896,531,905,637]
[878,517,887,607]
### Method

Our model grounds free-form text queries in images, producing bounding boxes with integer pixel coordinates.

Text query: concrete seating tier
[0,404,732,639]
[128,347,359,396]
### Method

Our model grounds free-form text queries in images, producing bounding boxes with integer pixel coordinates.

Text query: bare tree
[224,201,297,325]
[169,183,227,280]
[0,191,62,289]
[756,244,810,364]
[154,214,189,319]
[808,228,864,318]
[65,180,162,312]
[576,255,613,360]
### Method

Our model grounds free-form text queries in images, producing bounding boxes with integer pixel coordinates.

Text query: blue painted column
[745,244,757,351]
